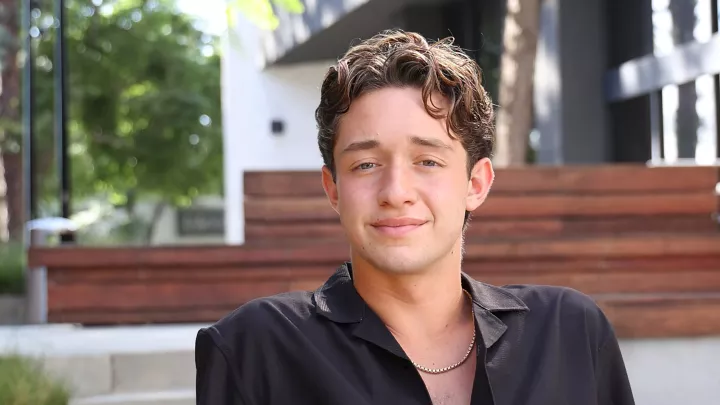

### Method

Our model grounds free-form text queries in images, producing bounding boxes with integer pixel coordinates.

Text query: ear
[321,165,340,214]
[466,157,494,212]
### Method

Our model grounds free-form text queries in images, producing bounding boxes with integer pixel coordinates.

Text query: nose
[376,164,417,208]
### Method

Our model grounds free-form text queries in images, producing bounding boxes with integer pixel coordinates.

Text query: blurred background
[0,0,719,404]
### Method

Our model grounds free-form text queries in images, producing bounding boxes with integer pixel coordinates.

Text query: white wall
[221,16,332,244]
[620,337,720,405]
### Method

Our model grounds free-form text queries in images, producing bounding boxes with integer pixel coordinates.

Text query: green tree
[34,0,223,200]
[0,0,304,243]
[27,0,223,241]
[0,0,23,241]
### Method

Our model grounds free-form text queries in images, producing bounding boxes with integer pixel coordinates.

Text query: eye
[355,162,376,171]
[420,160,439,167]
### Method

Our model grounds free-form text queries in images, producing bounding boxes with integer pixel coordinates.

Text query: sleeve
[195,327,246,405]
[595,327,636,405]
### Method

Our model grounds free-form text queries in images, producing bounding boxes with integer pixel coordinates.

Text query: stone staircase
[0,324,205,405]
[2,323,719,405]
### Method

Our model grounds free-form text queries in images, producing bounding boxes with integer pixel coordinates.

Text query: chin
[347,226,463,275]
[359,245,437,275]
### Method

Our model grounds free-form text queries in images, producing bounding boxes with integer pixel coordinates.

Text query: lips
[372,217,427,227]
[371,217,427,237]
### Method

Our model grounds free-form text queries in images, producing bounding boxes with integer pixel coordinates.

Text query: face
[321,86,494,275]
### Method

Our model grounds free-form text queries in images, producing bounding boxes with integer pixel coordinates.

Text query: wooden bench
[28,233,720,338]
[243,164,720,245]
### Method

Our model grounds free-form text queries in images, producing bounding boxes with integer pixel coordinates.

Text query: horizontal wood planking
[35,232,720,338]
[461,234,720,259]
[46,268,720,312]
[47,308,231,325]
[29,234,720,268]
[490,165,718,194]
[47,279,295,311]
[47,265,336,284]
[30,244,347,268]
[597,294,720,338]
[243,165,719,244]
[44,267,720,338]
[32,164,720,335]
[244,192,717,222]
[244,165,719,196]
[245,215,718,243]
[43,254,720,285]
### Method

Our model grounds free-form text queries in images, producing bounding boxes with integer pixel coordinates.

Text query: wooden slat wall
[243,165,718,195]
[26,164,720,337]
[243,165,720,245]
[29,233,720,337]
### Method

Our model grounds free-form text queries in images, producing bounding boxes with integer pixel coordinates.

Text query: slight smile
[371,217,428,237]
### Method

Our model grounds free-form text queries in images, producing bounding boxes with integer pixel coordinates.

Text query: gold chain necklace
[410,290,476,374]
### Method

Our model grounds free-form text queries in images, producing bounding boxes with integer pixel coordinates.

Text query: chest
[245,316,600,405]
[420,355,476,405]
[251,343,597,405]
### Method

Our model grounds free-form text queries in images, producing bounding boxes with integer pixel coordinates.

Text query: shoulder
[218,290,316,329]
[501,284,615,344]
[503,284,599,312]
[196,291,316,351]
[194,292,318,402]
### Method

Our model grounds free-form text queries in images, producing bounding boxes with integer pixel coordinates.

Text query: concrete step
[71,389,194,405]
[41,349,195,399]
[111,350,195,394]
[0,324,203,400]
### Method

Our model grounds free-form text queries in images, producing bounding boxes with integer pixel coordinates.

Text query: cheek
[336,180,372,218]
[423,175,468,216]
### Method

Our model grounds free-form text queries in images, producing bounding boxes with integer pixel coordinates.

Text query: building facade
[222,0,720,245]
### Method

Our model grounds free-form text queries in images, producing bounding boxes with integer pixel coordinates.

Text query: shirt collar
[313,262,529,349]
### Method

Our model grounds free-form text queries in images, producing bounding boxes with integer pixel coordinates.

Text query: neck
[351,240,468,341]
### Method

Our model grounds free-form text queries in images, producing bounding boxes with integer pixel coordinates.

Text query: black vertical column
[712,0,720,161]
[606,0,654,163]
[54,0,73,242]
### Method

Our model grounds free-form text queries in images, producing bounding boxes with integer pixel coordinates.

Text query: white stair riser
[112,351,195,393]
[41,350,195,398]
[72,398,193,405]
[71,390,195,405]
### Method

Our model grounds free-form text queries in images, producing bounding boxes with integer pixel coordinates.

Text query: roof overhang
[261,0,453,66]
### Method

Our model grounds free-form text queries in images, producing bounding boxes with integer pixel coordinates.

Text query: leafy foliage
[31,0,223,208]
[226,0,304,30]
[0,0,304,243]
[0,355,71,405]
[0,242,24,294]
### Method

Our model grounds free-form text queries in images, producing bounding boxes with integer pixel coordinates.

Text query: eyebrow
[410,136,452,150]
[340,136,451,154]
[340,139,380,154]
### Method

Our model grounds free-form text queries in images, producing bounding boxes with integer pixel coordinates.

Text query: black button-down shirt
[195,263,635,405]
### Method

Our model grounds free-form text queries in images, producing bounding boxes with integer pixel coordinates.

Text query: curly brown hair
[315,29,495,180]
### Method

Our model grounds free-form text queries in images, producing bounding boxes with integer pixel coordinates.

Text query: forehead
[335,87,456,149]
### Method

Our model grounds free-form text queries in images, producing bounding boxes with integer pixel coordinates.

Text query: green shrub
[0,243,25,295]
[0,355,71,405]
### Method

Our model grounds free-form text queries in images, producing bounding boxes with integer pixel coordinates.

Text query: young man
[195,30,635,405]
